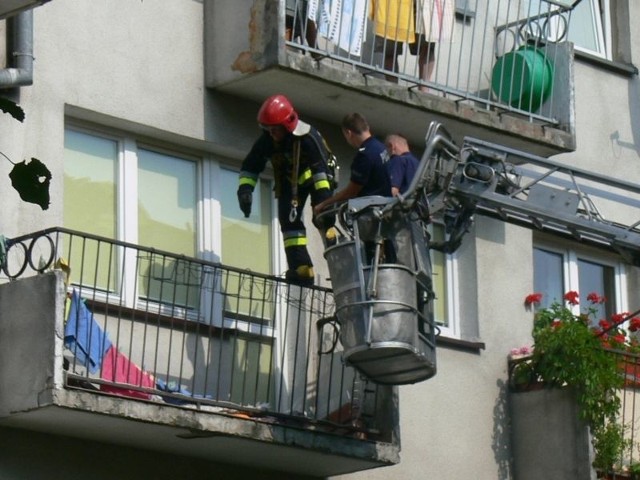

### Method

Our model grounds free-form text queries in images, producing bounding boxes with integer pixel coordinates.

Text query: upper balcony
[0,227,399,477]
[205,0,579,156]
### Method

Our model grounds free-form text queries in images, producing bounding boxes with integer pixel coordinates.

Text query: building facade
[0,1,638,478]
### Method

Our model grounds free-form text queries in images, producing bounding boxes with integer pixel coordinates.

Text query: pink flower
[563,291,579,305]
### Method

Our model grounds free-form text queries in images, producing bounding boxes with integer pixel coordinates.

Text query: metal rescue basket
[323,196,438,385]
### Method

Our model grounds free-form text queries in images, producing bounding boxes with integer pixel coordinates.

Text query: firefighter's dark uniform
[238,127,334,280]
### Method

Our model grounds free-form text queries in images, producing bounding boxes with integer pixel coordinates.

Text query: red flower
[524,293,543,306]
[586,292,606,304]
[563,291,579,305]
[599,319,612,330]
[551,320,562,329]
[629,317,640,332]
[612,334,626,344]
[611,313,627,324]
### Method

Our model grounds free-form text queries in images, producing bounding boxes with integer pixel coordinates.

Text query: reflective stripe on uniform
[284,236,308,247]
[298,168,312,185]
[314,178,331,191]
[239,171,259,188]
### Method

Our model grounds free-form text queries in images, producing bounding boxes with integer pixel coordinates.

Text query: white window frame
[64,125,285,334]
[534,241,628,316]
[437,249,460,338]
[569,0,611,60]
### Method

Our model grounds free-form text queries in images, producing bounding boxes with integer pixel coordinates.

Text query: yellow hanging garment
[370,0,415,42]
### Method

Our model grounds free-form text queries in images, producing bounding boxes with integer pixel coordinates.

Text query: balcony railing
[1,227,391,441]
[610,349,640,474]
[286,0,576,124]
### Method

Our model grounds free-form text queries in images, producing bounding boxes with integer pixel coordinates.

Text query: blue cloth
[350,136,391,197]
[64,291,112,374]
[386,151,419,194]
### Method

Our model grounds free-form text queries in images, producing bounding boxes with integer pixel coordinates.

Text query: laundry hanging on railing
[415,0,454,43]
[64,290,112,374]
[64,290,154,400]
[100,345,155,400]
[312,0,368,56]
[369,0,454,42]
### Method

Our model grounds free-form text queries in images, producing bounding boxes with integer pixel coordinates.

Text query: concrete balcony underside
[0,388,396,476]
[0,272,398,477]
[216,51,575,157]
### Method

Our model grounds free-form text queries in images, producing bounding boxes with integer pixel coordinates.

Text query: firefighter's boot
[285,265,315,287]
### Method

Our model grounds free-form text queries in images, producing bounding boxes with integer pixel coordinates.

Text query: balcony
[0,0,50,19]
[0,227,399,477]
[509,348,640,479]
[205,0,578,156]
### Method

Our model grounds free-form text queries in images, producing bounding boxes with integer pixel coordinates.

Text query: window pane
[138,149,198,309]
[219,168,274,322]
[578,258,614,320]
[430,224,448,327]
[63,129,118,292]
[220,169,272,272]
[533,248,564,308]
[64,130,117,238]
[567,0,605,56]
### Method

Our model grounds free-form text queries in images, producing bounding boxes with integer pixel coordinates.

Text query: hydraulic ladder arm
[397,122,640,266]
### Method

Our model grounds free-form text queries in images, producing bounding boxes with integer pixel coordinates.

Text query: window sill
[575,50,638,77]
[436,335,485,353]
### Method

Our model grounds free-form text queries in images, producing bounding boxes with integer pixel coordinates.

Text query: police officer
[237,94,335,287]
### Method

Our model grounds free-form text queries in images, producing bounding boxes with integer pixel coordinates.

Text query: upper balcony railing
[287,0,575,124]
[205,0,579,154]
[0,227,394,443]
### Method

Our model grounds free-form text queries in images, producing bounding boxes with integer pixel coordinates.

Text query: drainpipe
[0,9,34,88]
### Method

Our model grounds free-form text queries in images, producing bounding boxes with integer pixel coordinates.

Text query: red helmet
[257,94,299,133]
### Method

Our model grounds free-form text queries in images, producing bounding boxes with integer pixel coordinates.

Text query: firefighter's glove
[312,211,336,230]
[237,187,252,218]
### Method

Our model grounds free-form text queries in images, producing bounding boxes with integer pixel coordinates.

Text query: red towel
[100,345,155,400]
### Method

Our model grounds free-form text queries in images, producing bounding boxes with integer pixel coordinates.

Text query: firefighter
[237,94,336,287]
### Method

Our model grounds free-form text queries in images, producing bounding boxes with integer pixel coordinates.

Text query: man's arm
[313,181,363,215]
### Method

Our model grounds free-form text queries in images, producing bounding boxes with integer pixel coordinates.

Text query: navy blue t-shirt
[350,136,391,197]
[387,151,420,194]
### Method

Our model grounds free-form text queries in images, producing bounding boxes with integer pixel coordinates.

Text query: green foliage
[1,95,51,210]
[514,293,632,473]
[532,301,623,433]
[0,96,25,122]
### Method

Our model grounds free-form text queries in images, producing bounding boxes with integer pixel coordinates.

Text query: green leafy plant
[510,291,640,473]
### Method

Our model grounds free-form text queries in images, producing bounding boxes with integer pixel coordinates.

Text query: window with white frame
[63,126,278,321]
[566,0,610,59]
[527,0,613,60]
[533,243,625,323]
[63,126,280,406]
[430,224,459,337]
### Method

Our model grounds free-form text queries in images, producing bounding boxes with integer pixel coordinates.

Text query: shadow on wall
[611,77,640,159]
[492,378,512,480]
[632,76,640,157]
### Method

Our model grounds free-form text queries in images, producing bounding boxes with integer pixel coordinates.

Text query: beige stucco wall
[0,0,638,479]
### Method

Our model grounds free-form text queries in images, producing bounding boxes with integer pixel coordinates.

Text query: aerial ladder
[320,121,640,386]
